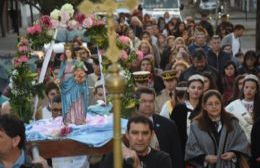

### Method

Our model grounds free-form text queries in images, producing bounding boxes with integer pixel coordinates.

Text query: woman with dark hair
[139,58,164,94]
[185,90,250,168]
[238,50,258,75]
[221,61,237,105]
[173,22,186,38]
[201,71,217,92]
[231,74,245,101]
[226,74,260,141]
[170,74,204,155]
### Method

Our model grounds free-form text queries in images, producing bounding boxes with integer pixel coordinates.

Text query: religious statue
[56,43,89,125]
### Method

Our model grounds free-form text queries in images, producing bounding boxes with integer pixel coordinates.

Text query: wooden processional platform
[26,139,113,158]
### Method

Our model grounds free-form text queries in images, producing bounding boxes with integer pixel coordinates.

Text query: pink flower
[27,25,42,35]
[27,26,35,34]
[83,16,94,28]
[34,25,42,33]
[119,36,130,45]
[51,19,60,29]
[136,50,144,60]
[75,12,86,25]
[40,15,52,29]
[120,50,128,60]
[95,19,105,26]
[18,46,28,53]
[18,55,29,63]
[14,59,21,67]
[60,126,72,137]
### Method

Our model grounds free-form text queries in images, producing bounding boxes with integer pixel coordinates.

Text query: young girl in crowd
[231,74,245,101]
[170,74,204,154]
[225,74,260,141]
[201,71,217,92]
[238,50,258,75]
[139,58,164,94]
[221,61,237,105]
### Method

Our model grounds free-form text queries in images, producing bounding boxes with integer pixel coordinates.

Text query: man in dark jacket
[207,35,231,73]
[134,87,184,168]
[179,49,219,89]
[100,115,172,168]
[188,27,210,56]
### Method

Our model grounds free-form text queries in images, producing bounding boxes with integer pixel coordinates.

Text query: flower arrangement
[83,15,108,48]
[101,35,144,118]
[9,37,44,123]
[26,16,53,50]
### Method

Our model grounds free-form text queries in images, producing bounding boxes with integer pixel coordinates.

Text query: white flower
[60,3,74,17]
[12,69,19,76]
[50,9,60,20]
[60,11,71,24]
[31,81,36,85]
[11,89,18,96]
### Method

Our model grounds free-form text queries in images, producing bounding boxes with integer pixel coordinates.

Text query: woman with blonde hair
[138,40,154,62]
[172,60,190,79]
[130,16,143,39]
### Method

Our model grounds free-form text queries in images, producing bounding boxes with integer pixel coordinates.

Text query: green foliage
[27,30,53,50]
[9,38,45,123]
[86,25,108,49]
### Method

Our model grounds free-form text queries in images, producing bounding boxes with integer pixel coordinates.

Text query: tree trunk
[256,0,260,53]
[0,0,7,37]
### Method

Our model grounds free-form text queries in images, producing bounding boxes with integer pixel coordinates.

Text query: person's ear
[12,136,21,148]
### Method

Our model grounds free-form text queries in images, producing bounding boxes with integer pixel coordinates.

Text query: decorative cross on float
[79,1,138,168]
[79,0,138,63]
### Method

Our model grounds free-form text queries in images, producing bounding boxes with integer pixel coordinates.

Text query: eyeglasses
[206,102,221,108]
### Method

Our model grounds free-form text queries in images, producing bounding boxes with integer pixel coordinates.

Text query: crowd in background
[0,6,260,168]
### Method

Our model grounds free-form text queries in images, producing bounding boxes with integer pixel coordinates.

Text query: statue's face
[65,49,72,59]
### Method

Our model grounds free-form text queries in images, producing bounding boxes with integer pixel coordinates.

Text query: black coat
[153,114,184,168]
[170,103,202,156]
[207,49,231,73]
[160,47,171,70]
[251,118,260,168]
[179,65,221,90]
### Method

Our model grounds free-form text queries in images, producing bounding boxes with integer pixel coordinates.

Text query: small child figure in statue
[56,43,89,125]
[74,50,88,84]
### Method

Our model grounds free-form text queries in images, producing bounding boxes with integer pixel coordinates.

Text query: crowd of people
[0,7,260,168]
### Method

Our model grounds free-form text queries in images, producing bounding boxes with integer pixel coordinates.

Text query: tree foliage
[19,0,103,15]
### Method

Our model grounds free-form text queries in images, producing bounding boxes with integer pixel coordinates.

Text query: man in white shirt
[221,24,245,57]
